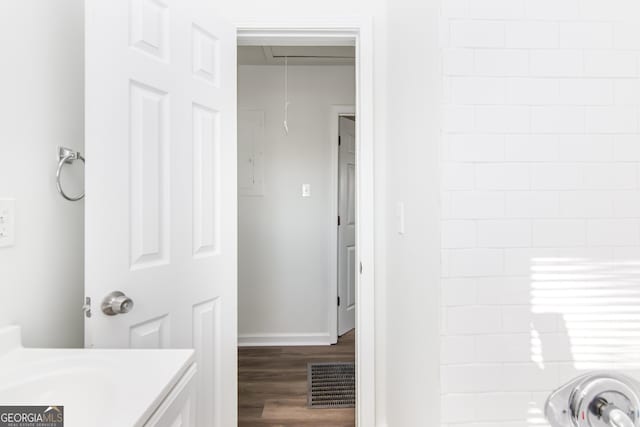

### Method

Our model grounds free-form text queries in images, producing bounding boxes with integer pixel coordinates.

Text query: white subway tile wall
[440,0,640,425]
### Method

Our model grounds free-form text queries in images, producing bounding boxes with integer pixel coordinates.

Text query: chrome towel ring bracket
[56,146,85,202]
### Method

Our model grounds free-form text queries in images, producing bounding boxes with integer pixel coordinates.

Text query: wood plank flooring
[238,330,355,426]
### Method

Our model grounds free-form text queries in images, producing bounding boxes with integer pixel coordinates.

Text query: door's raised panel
[347,162,356,226]
[130,0,169,61]
[192,25,220,86]
[192,298,221,427]
[130,315,169,348]
[347,246,356,309]
[129,81,170,269]
[192,104,220,257]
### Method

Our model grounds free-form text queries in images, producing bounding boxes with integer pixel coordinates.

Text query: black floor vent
[307,362,356,409]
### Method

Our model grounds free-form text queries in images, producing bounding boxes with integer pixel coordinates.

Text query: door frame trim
[236,18,376,427]
[330,105,355,343]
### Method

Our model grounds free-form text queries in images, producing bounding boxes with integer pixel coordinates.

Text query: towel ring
[56,146,85,202]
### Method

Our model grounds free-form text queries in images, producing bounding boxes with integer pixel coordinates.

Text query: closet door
[338,116,356,335]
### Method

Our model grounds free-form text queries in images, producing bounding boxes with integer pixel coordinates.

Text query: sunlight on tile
[531,257,640,369]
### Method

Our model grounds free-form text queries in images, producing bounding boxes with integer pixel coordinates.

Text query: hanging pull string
[283,56,290,134]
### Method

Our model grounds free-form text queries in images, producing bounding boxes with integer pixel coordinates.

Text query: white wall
[440,0,640,425]
[237,65,355,343]
[385,2,443,426]
[0,0,85,348]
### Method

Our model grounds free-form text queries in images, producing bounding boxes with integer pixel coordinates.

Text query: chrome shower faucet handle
[546,373,640,427]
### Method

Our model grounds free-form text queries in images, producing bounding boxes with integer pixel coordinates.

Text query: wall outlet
[0,199,15,248]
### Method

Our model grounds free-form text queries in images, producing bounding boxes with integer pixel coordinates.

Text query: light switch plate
[0,199,15,248]
[302,184,311,197]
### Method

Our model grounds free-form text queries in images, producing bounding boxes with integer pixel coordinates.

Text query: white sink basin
[0,326,195,427]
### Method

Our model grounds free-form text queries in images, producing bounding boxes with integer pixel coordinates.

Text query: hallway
[238,331,355,426]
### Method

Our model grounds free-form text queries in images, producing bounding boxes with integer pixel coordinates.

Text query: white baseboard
[238,332,332,347]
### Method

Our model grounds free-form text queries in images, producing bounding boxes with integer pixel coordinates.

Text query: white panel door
[338,116,356,336]
[84,1,236,426]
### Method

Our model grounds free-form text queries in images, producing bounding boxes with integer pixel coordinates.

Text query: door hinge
[338,136,341,146]
[337,296,341,306]
[360,262,363,274]
[82,296,92,318]
[338,215,341,226]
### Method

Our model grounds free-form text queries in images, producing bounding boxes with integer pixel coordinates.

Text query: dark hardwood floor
[238,330,355,426]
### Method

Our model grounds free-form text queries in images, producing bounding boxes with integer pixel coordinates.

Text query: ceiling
[238,46,355,66]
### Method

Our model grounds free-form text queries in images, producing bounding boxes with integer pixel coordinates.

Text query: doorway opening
[235,20,375,427]
[237,43,356,425]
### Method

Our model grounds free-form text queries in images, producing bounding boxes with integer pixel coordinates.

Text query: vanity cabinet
[144,364,198,427]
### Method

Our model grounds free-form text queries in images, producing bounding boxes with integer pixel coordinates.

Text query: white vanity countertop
[0,326,195,427]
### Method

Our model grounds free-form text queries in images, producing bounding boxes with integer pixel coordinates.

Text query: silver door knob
[101,291,134,316]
